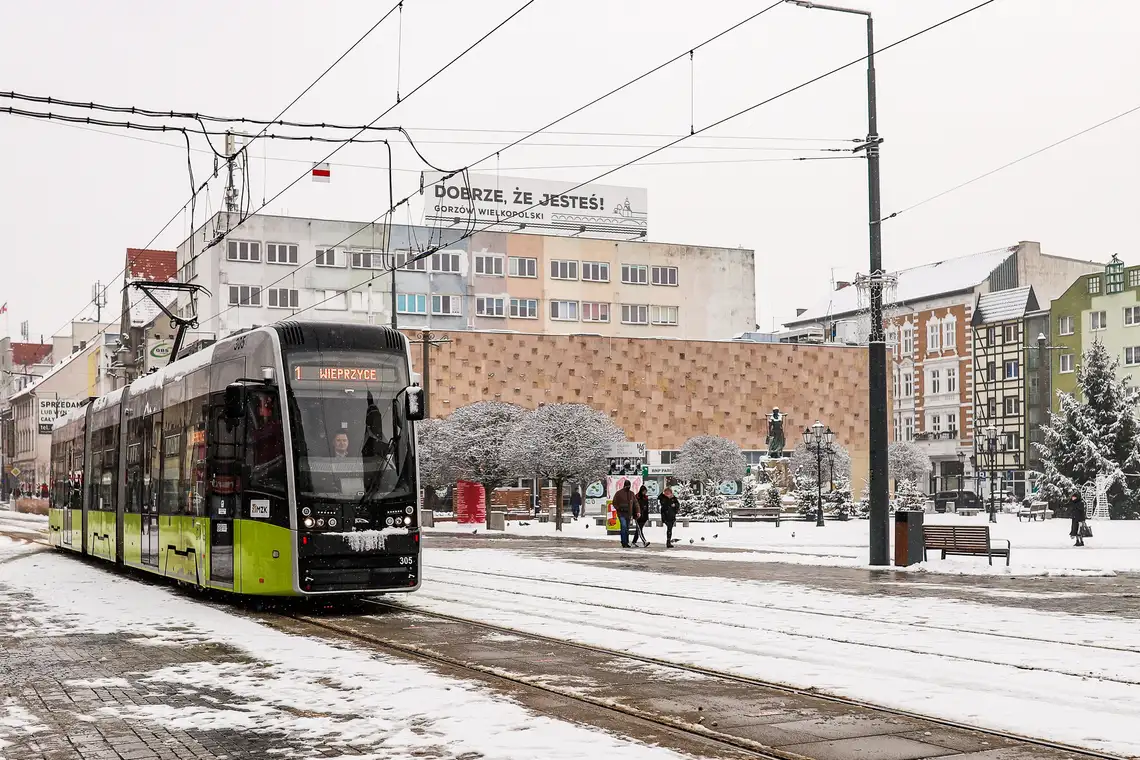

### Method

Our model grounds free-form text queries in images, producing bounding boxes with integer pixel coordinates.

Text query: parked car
[933,490,982,512]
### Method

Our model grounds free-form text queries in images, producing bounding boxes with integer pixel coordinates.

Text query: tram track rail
[355,597,1133,760]
[429,563,1140,655]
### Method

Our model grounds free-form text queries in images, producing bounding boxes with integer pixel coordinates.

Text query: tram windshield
[285,351,415,502]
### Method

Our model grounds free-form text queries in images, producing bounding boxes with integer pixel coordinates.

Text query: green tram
[48,321,425,597]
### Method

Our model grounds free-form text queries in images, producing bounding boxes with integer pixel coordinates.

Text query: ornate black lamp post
[985,425,999,523]
[803,421,835,528]
[956,451,965,512]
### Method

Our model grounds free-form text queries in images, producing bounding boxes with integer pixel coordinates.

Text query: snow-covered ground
[0,551,690,759]
[428,512,1140,576]
[415,546,1140,757]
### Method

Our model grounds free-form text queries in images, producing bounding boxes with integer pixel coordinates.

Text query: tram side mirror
[404,386,425,422]
[224,383,245,421]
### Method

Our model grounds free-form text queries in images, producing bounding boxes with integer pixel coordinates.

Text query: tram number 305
[399,556,415,565]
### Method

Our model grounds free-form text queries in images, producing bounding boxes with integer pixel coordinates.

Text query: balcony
[913,430,961,458]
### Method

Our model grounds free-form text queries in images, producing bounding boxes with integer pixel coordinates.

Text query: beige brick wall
[408,331,883,493]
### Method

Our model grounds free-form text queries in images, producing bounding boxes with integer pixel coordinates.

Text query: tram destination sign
[292,365,396,383]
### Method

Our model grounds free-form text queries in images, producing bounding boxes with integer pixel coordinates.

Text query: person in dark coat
[659,487,680,548]
[1069,492,1087,547]
[612,480,635,548]
[570,489,582,519]
[632,485,651,547]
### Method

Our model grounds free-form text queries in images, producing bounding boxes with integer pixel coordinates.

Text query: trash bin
[420,508,435,528]
[488,511,506,531]
[894,509,925,567]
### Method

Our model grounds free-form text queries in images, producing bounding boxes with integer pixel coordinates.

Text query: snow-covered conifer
[674,435,746,484]
[888,442,932,485]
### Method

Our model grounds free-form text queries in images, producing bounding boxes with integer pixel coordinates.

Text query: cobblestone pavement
[423,532,1140,619]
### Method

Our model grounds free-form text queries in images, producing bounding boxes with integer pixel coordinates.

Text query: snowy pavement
[429,512,1140,576]
[412,541,1140,757]
[0,546,708,759]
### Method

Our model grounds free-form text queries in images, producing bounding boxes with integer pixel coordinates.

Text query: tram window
[246,389,286,498]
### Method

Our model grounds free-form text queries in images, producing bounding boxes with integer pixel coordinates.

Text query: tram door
[141,410,161,567]
[206,396,238,585]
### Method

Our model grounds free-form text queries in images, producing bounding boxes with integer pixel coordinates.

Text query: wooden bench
[922,525,1011,565]
[956,508,981,517]
[1016,508,1053,522]
[503,511,533,522]
[728,507,782,527]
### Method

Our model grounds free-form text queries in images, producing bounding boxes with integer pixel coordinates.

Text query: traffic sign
[9,466,20,477]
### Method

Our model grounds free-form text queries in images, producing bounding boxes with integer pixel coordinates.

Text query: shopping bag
[1079,521,1093,538]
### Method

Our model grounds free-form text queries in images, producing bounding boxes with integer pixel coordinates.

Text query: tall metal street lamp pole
[956,451,965,511]
[785,0,888,563]
[803,421,835,527]
[985,425,999,523]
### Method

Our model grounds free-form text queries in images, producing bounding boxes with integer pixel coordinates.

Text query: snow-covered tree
[673,481,698,517]
[674,435,746,484]
[740,474,761,510]
[415,419,453,489]
[791,439,851,486]
[763,482,783,511]
[894,478,926,512]
[793,473,821,518]
[503,404,625,531]
[444,401,528,529]
[679,479,730,521]
[854,482,871,518]
[888,442,932,485]
[825,476,854,519]
[1034,341,1140,519]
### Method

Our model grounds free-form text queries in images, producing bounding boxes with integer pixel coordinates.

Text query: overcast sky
[2,0,1137,340]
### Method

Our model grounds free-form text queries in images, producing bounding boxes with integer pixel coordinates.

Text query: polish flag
[0,303,7,315]
[312,163,331,182]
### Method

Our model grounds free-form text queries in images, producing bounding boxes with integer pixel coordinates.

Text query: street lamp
[803,421,836,527]
[956,451,965,512]
[785,0,888,563]
[984,425,999,523]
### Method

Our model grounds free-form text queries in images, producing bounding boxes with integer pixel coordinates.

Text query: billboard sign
[145,339,173,373]
[38,398,86,434]
[423,173,647,238]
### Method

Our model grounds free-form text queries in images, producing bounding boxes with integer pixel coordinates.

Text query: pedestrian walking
[612,480,635,548]
[570,488,582,520]
[659,487,680,547]
[632,485,650,547]
[1069,492,1088,547]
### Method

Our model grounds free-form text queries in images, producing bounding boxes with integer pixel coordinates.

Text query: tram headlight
[303,517,315,528]
[403,516,412,526]
[385,516,395,526]
[404,506,414,515]
[327,517,337,528]
[301,507,312,517]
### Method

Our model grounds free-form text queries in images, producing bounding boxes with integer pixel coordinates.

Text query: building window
[902,372,913,397]
[1090,311,1107,331]
[1125,307,1140,327]
[927,321,940,352]
[581,261,610,282]
[902,325,915,355]
[396,294,427,315]
[393,251,426,271]
[947,412,958,435]
[1088,276,1101,294]
[315,248,341,267]
[509,298,538,319]
[350,250,386,270]
[1126,347,1140,366]
[1058,315,1074,335]
[931,415,942,434]
[227,285,261,307]
[581,302,610,322]
[650,305,678,325]
[550,300,578,321]
[1130,269,1140,289]
[942,319,956,350]
[226,240,261,262]
[314,290,346,310]
[659,450,681,464]
[986,361,997,382]
[550,260,578,280]
[988,397,997,417]
[1004,397,1019,415]
[621,264,648,285]
[509,256,537,278]
[266,243,298,265]
[894,417,900,441]
[350,292,371,312]
[432,252,461,273]
[475,296,506,317]
[946,366,957,393]
[621,304,649,325]
[1005,431,1019,451]
[431,295,461,316]
[903,416,914,442]
[651,266,678,286]
[474,255,504,277]
[929,369,941,394]
[267,288,299,309]
[1005,359,1019,379]
[1002,324,1018,343]
[1060,353,1074,373]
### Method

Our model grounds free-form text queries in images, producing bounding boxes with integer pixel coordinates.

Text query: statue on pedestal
[766,407,786,459]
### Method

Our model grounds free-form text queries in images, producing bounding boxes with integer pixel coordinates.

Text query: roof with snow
[972,286,1039,325]
[11,342,52,367]
[785,246,1017,327]
[126,248,177,281]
